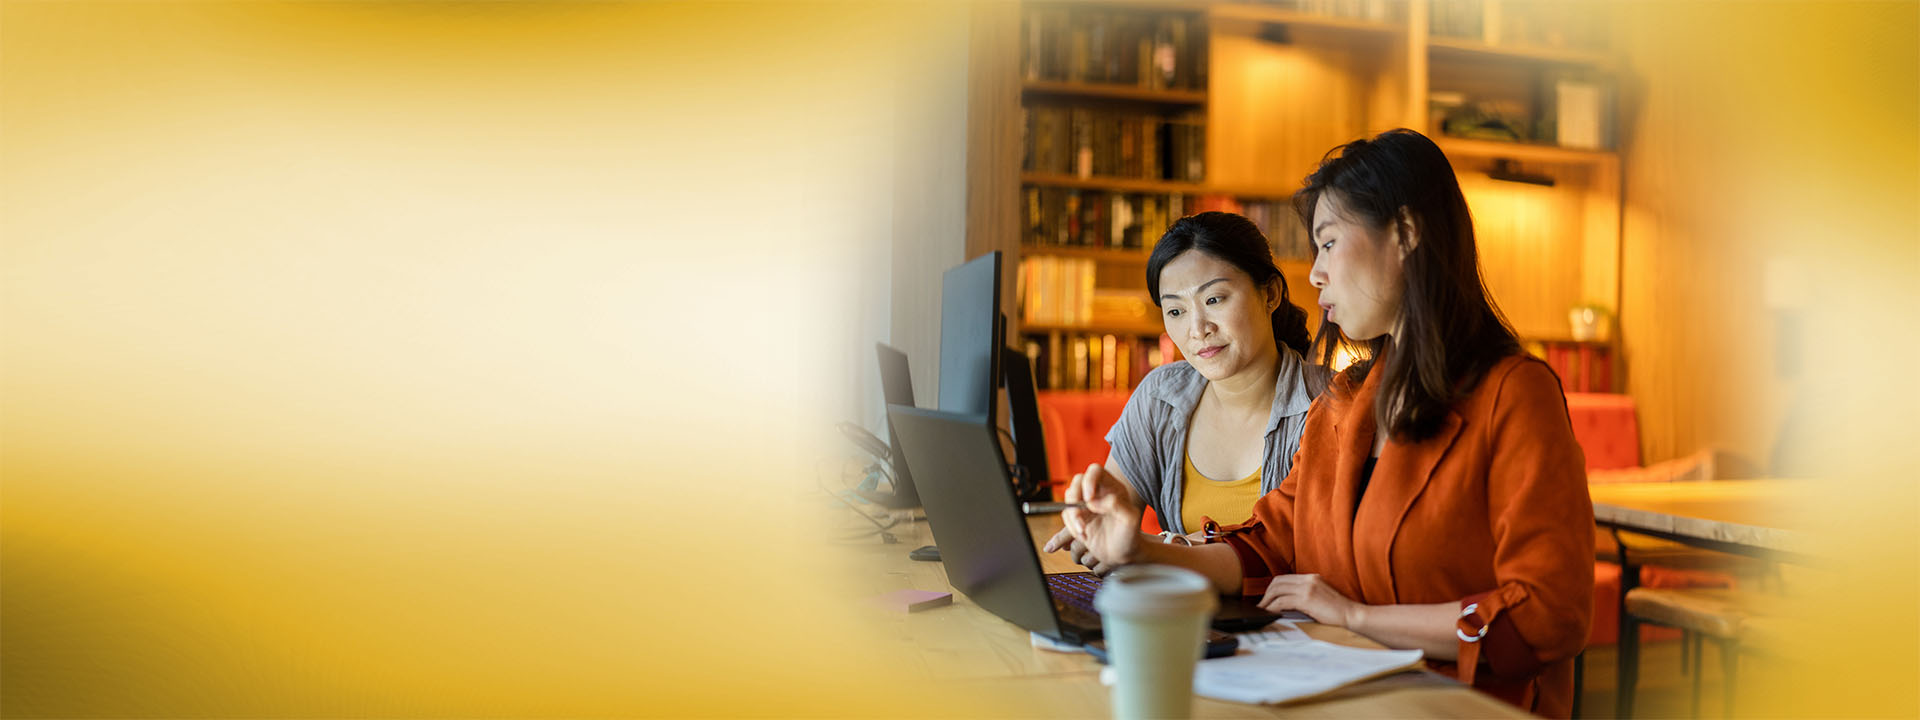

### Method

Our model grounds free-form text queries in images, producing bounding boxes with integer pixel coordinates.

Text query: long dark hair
[1293,128,1520,442]
[1146,211,1313,358]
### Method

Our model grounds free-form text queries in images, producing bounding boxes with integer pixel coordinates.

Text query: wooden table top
[842,511,1529,718]
[1588,479,1810,556]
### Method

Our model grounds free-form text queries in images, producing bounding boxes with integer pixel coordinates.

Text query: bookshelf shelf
[1209,4,1405,37]
[1205,183,1298,199]
[1427,35,1616,68]
[1021,172,1302,198]
[1023,245,1153,264]
[1022,172,1209,194]
[1022,81,1208,106]
[1437,137,1618,167]
[1025,321,1167,337]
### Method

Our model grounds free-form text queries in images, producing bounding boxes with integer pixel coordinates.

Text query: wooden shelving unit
[992,0,1628,393]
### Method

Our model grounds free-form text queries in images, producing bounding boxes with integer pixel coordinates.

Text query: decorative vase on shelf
[1568,306,1608,342]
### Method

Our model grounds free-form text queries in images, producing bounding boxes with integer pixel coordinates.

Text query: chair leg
[1691,639,1705,719]
[1616,545,1642,719]
[1721,640,1739,719]
[1618,614,1640,718]
[1680,629,1693,675]
[1696,633,1708,680]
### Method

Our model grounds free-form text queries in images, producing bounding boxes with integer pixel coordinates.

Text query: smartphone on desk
[1084,629,1239,664]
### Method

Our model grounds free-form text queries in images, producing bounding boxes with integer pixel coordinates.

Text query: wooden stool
[1601,535,1775,677]
[1620,587,1767,718]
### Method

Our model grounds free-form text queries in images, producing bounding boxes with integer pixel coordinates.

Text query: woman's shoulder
[1473,353,1566,411]
[1110,361,1201,446]
[1116,361,1202,416]
[1136,360,1201,393]
[1483,353,1558,391]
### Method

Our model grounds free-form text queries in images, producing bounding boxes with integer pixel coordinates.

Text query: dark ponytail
[1147,211,1313,358]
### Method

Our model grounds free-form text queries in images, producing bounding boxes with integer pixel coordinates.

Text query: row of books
[1529,340,1614,393]
[1022,331,1179,393]
[1194,196,1317,262]
[1021,7,1206,90]
[1025,106,1206,183]
[1022,188,1316,262]
[1024,187,1190,250]
[1016,255,1097,327]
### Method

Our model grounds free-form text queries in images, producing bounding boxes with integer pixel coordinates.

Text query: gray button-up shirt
[1103,347,1331,534]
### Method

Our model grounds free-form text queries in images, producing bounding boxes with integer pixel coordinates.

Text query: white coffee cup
[1094,565,1218,720]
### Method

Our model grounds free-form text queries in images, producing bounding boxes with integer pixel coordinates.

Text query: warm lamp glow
[1331,343,1358,372]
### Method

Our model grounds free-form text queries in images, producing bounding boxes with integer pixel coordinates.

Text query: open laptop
[885,404,1284,644]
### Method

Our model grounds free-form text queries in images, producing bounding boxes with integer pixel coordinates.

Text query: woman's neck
[1205,347,1283,418]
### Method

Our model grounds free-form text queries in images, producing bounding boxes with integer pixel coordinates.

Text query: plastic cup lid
[1094,564,1219,618]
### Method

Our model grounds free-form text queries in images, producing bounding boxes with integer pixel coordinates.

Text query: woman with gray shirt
[1046,211,1330,573]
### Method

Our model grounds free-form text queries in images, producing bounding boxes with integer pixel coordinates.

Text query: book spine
[1102,334,1118,390]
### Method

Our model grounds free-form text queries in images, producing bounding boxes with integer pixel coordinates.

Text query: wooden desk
[1589,479,1810,561]
[849,512,1529,718]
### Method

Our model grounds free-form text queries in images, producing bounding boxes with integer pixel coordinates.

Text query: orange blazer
[1217,353,1594,718]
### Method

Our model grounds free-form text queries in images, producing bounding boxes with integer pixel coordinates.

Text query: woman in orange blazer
[1056,129,1594,718]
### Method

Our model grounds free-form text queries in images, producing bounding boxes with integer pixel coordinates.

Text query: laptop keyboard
[1046,572,1104,627]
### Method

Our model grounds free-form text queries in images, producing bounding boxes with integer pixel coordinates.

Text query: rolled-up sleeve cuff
[1217,532,1278,597]
[1458,590,1542,681]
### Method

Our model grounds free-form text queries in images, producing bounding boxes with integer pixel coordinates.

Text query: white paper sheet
[1192,639,1425,705]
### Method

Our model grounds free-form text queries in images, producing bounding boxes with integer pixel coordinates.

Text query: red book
[1590,345,1613,392]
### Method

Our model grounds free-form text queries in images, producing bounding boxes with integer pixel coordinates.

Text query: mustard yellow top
[1179,452,1262,532]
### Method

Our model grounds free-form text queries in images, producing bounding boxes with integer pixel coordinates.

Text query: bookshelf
[990,0,1627,394]
[1423,1,1622,390]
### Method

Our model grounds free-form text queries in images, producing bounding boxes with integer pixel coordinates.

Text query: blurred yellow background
[2,0,1914,717]
[2,1,963,715]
